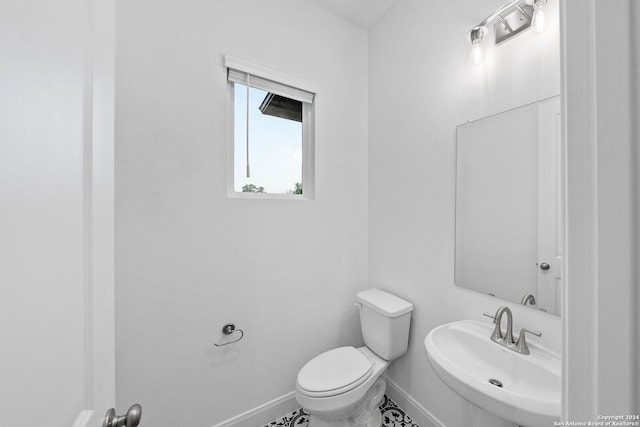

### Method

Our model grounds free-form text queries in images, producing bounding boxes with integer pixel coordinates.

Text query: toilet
[295,289,414,427]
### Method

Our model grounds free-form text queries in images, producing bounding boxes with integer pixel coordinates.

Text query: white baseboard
[384,376,446,427]
[211,391,299,427]
[209,378,444,427]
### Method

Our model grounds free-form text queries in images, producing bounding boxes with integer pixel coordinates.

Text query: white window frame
[225,55,316,200]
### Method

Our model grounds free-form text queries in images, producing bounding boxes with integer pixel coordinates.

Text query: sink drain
[488,379,503,388]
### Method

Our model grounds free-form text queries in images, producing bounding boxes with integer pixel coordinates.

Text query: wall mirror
[455,96,562,315]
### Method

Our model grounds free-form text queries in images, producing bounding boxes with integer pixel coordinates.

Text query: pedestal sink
[424,320,560,427]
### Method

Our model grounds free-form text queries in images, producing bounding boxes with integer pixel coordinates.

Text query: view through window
[233,83,303,195]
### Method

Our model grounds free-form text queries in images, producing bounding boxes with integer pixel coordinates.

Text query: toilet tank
[356,289,414,361]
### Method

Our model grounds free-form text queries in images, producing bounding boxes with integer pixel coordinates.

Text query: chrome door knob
[103,404,142,427]
[539,262,550,270]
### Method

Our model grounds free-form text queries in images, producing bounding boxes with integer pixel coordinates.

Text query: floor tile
[263,395,420,427]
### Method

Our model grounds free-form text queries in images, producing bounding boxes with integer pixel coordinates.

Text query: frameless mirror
[455,96,562,315]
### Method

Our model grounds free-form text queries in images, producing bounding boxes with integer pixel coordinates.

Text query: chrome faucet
[483,306,542,355]
[520,293,536,306]
[484,306,514,344]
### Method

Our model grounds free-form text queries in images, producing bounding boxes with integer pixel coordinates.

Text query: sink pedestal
[469,403,518,427]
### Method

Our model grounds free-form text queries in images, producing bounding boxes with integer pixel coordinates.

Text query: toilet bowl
[296,346,388,427]
[295,289,413,427]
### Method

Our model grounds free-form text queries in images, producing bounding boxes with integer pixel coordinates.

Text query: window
[225,55,315,198]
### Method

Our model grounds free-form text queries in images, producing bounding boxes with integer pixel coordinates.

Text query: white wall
[115,0,369,425]
[0,0,89,425]
[368,1,562,425]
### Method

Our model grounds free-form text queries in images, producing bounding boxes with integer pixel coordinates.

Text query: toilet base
[307,377,386,427]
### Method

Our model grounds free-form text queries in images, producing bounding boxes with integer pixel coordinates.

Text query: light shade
[531,0,547,33]
[471,42,483,65]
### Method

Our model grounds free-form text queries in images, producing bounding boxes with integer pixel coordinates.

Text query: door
[76,0,119,424]
[0,1,118,426]
[536,97,563,314]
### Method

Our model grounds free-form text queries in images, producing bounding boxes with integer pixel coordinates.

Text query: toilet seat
[297,346,373,398]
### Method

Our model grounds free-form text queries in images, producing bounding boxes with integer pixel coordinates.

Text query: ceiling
[308,0,397,28]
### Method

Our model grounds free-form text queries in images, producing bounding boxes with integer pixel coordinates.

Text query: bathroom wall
[115,0,368,425]
[368,0,562,425]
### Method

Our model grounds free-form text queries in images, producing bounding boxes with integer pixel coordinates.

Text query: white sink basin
[424,320,560,427]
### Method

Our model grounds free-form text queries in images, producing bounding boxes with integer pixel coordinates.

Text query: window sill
[227,191,309,200]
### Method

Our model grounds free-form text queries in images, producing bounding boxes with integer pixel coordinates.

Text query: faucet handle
[520,328,542,338]
[483,311,496,320]
[515,328,542,355]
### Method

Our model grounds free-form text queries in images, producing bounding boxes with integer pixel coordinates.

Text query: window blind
[227,68,314,104]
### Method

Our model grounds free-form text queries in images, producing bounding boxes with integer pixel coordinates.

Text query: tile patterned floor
[263,395,420,427]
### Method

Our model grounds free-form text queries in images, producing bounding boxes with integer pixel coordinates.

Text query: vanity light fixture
[469,0,546,65]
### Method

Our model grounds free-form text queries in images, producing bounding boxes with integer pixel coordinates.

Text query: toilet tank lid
[356,288,413,317]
